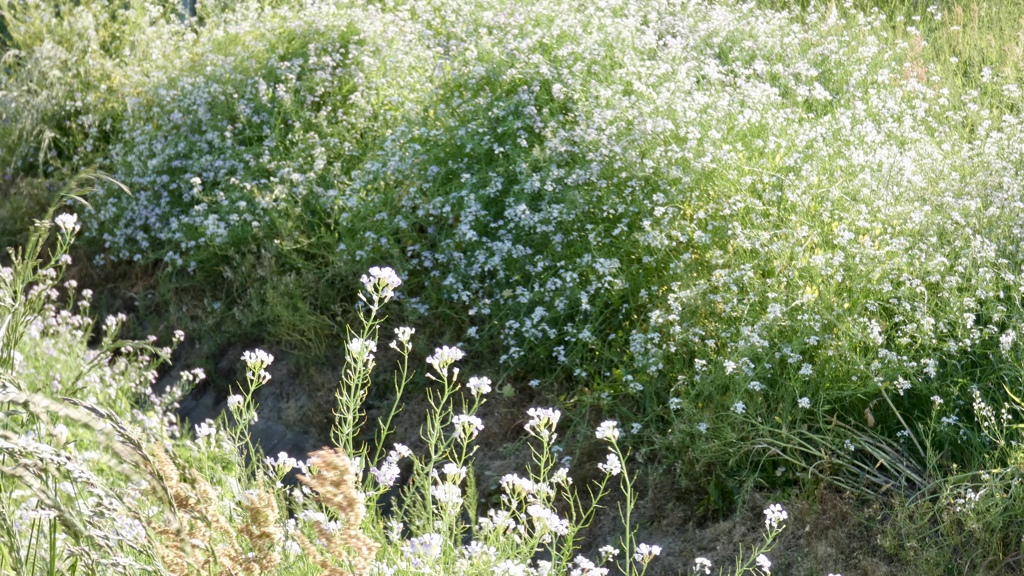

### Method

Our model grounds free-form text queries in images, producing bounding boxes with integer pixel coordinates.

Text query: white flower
[440,462,467,483]
[467,376,492,397]
[395,326,415,344]
[241,349,274,366]
[524,407,561,441]
[844,439,856,452]
[451,414,484,441]
[732,401,746,414]
[669,397,683,410]
[595,420,620,441]
[54,213,80,234]
[360,266,402,299]
[798,396,811,409]
[697,422,708,433]
[427,345,465,377]
[500,473,536,499]
[347,338,377,360]
[226,394,244,410]
[694,557,713,574]
[634,543,661,564]
[430,484,463,510]
[763,503,788,530]
[756,554,771,573]
[194,420,216,438]
[403,533,443,560]
[599,545,619,562]
[527,504,570,536]
[598,452,622,476]
[569,555,607,576]
[371,460,401,487]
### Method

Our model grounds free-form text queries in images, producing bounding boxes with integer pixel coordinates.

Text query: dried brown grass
[296,447,380,576]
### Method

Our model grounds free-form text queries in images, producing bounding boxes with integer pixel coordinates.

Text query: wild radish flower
[764,503,788,530]
[756,554,771,573]
[266,451,309,474]
[478,509,517,535]
[599,545,619,562]
[634,543,661,564]
[403,533,443,560]
[595,420,620,441]
[694,557,713,574]
[1001,330,1016,352]
[467,376,492,397]
[347,338,377,362]
[54,213,80,234]
[242,349,274,366]
[598,452,622,476]
[524,407,561,441]
[527,504,570,536]
[194,420,217,448]
[371,460,402,487]
[427,345,465,377]
[569,555,607,576]
[431,484,463,511]
[394,326,415,343]
[500,473,536,499]
[551,467,572,485]
[361,266,402,300]
[440,462,467,483]
[226,394,244,410]
[798,397,811,409]
[733,401,746,414]
[452,414,484,441]
[630,422,642,434]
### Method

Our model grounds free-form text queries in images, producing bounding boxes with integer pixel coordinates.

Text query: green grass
[5,0,1024,572]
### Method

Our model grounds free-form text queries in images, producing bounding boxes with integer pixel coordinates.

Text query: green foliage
[9,0,1024,571]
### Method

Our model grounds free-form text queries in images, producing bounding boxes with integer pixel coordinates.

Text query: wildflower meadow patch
[6,0,1024,571]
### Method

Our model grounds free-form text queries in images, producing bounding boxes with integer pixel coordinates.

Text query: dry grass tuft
[297,447,380,576]
[146,442,285,575]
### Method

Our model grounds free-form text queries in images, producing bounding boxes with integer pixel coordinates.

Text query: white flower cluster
[370,443,412,487]
[426,345,465,378]
[53,213,80,235]
[361,266,402,300]
[524,407,561,442]
[58,0,1024,500]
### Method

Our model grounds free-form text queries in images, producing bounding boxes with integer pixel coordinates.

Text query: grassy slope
[5,0,1024,572]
